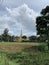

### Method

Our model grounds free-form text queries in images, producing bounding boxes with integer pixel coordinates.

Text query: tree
[29,36,37,42]
[36,6,49,49]
[22,35,27,39]
[2,28,9,42]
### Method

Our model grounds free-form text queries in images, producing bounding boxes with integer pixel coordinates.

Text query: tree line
[0,28,47,42]
[0,28,37,42]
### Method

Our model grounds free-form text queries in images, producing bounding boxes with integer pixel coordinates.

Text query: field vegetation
[0,42,49,65]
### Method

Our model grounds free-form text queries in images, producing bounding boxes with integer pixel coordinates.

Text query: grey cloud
[5,4,38,36]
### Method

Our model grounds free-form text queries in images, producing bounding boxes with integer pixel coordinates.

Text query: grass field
[0,42,45,53]
[0,42,49,65]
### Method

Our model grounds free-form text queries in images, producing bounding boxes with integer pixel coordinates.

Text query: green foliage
[41,6,49,15]
[36,6,49,34]
[0,28,15,42]
[36,16,48,35]
[22,36,27,39]
[0,46,49,65]
[5,50,49,65]
[2,28,9,42]
[36,5,49,43]
[29,36,37,42]
[38,45,48,51]
[0,42,49,65]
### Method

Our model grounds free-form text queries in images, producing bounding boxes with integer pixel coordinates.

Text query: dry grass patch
[0,42,44,53]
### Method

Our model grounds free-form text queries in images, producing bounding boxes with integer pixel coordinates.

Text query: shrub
[38,45,48,51]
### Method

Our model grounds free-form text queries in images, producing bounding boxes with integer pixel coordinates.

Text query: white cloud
[6,4,38,20]
[0,4,39,36]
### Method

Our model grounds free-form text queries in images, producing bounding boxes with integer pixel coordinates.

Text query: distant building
[19,29,23,42]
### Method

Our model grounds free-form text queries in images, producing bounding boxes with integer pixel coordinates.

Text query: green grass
[0,42,48,65]
[11,51,49,65]
[0,51,49,65]
[0,42,34,44]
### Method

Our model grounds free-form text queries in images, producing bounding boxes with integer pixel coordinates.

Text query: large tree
[36,6,49,48]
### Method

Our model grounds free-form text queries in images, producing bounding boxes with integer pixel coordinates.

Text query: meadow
[0,42,49,65]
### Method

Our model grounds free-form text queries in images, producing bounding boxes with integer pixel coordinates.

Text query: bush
[38,45,48,51]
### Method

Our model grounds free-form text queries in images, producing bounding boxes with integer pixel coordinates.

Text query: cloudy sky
[0,0,49,36]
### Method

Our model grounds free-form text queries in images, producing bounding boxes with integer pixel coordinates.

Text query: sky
[0,0,49,36]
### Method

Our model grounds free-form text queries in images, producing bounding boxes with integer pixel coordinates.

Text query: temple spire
[19,29,23,42]
[20,29,22,37]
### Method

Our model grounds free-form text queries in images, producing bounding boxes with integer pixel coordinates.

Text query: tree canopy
[36,5,49,48]
[36,6,49,36]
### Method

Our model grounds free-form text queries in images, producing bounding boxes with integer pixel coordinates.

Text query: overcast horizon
[0,0,49,36]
